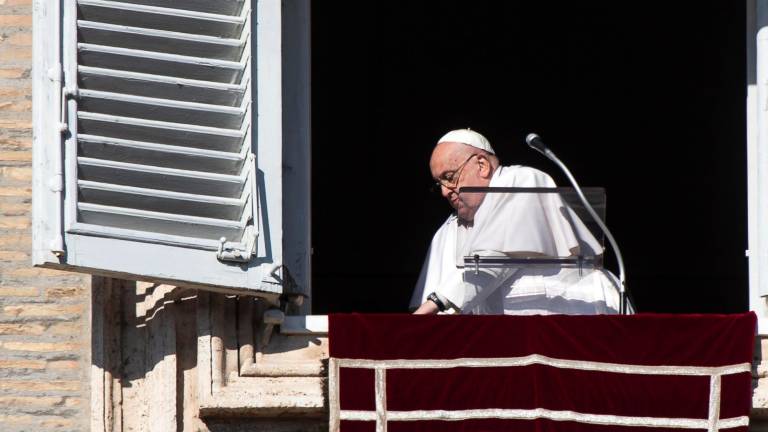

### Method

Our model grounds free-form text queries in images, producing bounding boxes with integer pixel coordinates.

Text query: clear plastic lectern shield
[455,186,621,314]
[456,187,606,270]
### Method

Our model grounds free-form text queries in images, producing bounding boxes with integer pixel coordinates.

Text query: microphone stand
[526,134,630,314]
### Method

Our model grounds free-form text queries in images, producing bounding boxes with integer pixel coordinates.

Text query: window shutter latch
[216,225,258,263]
[49,64,78,134]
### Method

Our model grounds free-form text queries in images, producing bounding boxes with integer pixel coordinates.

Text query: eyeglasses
[433,154,478,191]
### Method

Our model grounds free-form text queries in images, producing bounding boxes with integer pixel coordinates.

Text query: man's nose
[440,184,454,199]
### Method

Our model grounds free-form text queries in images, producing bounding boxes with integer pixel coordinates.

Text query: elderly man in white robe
[411,129,621,315]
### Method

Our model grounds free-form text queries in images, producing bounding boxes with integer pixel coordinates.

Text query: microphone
[525,132,630,314]
[525,133,551,156]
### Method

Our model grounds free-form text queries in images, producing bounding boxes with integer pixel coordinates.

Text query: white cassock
[410,165,621,315]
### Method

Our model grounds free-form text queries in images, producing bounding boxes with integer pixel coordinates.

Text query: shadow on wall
[91,278,327,430]
[92,279,201,429]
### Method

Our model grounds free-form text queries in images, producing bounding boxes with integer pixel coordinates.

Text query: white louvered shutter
[33,0,288,295]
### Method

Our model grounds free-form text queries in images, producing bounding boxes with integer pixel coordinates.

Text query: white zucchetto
[437,128,496,155]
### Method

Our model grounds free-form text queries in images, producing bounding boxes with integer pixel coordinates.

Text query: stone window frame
[196,291,328,417]
[90,280,328,431]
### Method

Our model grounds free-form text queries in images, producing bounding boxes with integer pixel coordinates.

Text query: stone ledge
[200,376,327,418]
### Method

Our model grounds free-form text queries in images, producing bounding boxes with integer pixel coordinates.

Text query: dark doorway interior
[311,2,747,314]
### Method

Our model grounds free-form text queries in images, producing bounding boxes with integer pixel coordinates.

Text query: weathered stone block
[39,417,75,428]
[0,186,30,197]
[0,233,30,249]
[0,85,30,99]
[0,380,80,392]
[6,267,77,278]
[3,304,84,319]
[0,396,63,406]
[0,286,37,296]
[45,286,84,299]
[0,359,44,369]
[0,215,28,229]
[47,322,82,335]
[0,251,28,261]
[0,118,30,129]
[46,360,78,370]
[0,137,30,149]
[0,150,30,161]
[2,32,30,45]
[0,15,31,27]
[0,100,31,111]
[0,341,81,352]
[0,67,27,78]
[0,322,45,335]
[63,397,81,407]
[0,0,32,6]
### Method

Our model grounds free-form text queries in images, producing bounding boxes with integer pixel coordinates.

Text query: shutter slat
[78,157,247,198]
[78,181,245,220]
[78,89,246,129]
[78,66,246,106]
[78,20,246,61]
[112,0,245,16]
[78,43,246,83]
[78,112,246,152]
[78,0,245,38]
[78,134,246,175]
[78,202,246,240]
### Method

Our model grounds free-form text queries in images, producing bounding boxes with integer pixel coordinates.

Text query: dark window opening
[311,1,747,314]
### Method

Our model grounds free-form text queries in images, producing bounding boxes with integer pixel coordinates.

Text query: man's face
[430,142,492,223]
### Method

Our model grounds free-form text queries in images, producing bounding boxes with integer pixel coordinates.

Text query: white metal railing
[328,354,751,432]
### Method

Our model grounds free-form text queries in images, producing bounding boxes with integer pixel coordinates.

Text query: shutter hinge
[48,174,63,192]
[58,84,78,134]
[216,225,257,263]
[46,65,63,83]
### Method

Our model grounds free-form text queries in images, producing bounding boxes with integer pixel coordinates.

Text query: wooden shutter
[33,0,287,295]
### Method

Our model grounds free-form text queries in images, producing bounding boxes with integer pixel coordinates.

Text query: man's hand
[413,300,440,315]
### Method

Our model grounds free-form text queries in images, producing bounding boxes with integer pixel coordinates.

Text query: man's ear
[477,155,494,178]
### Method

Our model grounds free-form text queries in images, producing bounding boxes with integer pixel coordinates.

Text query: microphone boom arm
[526,134,629,314]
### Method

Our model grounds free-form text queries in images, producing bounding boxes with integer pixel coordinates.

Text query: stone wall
[0,0,92,431]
